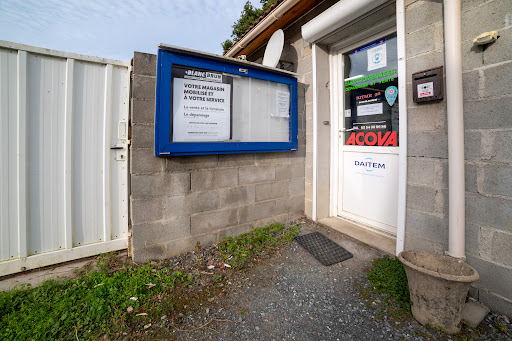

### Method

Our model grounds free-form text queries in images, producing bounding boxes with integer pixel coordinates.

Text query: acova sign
[346,131,397,146]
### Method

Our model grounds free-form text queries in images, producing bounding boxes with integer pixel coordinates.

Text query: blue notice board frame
[155,45,298,156]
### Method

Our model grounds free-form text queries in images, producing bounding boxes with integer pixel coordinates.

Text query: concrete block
[218,223,253,240]
[219,186,255,207]
[461,0,512,42]
[131,99,155,124]
[466,253,512,301]
[254,152,294,165]
[466,222,480,254]
[484,27,512,66]
[404,232,446,254]
[131,197,165,225]
[164,191,218,218]
[239,201,276,224]
[408,131,448,158]
[464,95,512,130]
[407,185,438,213]
[255,181,288,202]
[289,210,304,221]
[289,178,305,197]
[462,0,486,12]
[131,148,165,174]
[288,195,305,213]
[133,52,157,76]
[462,41,484,72]
[405,0,443,33]
[131,172,189,199]
[462,70,480,100]
[132,244,166,263]
[256,214,289,228]
[304,198,313,218]
[131,124,154,149]
[483,62,512,98]
[275,198,289,216]
[275,162,305,180]
[466,192,512,231]
[478,288,512,318]
[464,131,482,161]
[489,131,512,163]
[305,165,313,183]
[480,227,512,267]
[406,24,436,58]
[406,209,448,244]
[239,165,275,185]
[406,51,444,81]
[191,168,238,192]
[303,72,313,103]
[218,153,254,167]
[191,208,238,235]
[165,233,218,258]
[166,155,219,172]
[131,216,190,250]
[132,74,156,100]
[407,102,446,131]
[407,157,436,186]
[465,163,478,193]
[296,55,312,75]
[462,300,490,328]
[483,164,512,197]
[305,182,313,199]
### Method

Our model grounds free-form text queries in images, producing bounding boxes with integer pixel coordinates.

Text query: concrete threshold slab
[318,217,396,256]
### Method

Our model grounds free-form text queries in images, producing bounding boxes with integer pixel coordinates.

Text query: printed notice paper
[274,91,290,117]
[357,102,383,116]
[172,78,231,142]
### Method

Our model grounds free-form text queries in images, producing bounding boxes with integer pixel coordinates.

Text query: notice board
[155,44,298,156]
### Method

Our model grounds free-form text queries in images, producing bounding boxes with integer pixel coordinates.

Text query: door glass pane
[343,34,399,147]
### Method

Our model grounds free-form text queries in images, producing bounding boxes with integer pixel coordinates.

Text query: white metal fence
[0,41,130,276]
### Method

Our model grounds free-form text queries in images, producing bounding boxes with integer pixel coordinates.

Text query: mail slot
[412,66,443,103]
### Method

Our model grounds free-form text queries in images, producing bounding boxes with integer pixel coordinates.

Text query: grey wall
[404,0,512,316]
[129,52,305,263]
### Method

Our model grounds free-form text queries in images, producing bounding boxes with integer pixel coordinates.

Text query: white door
[335,32,399,236]
[0,42,130,276]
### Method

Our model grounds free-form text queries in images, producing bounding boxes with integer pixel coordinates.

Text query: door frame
[328,21,407,240]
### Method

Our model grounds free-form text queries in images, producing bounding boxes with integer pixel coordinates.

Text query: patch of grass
[217,223,300,269]
[0,258,193,340]
[0,222,300,340]
[357,255,411,319]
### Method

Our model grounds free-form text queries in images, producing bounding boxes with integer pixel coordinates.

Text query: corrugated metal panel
[0,42,130,274]
[0,48,20,262]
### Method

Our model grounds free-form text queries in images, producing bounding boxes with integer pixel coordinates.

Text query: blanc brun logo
[185,70,222,82]
[355,158,385,172]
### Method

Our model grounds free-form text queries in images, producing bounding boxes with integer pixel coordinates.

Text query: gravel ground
[166,220,511,341]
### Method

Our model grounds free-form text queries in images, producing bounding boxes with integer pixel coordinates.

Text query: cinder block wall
[129,52,305,263]
[404,0,512,316]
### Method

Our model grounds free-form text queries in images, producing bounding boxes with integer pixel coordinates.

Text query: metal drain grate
[295,232,353,266]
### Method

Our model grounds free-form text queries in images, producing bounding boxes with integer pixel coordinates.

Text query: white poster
[367,43,387,71]
[172,78,231,142]
[274,90,290,117]
[357,102,383,116]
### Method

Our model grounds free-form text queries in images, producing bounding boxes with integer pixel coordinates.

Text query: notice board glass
[155,45,298,156]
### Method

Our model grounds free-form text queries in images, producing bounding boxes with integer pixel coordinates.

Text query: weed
[217,223,300,269]
[357,255,411,320]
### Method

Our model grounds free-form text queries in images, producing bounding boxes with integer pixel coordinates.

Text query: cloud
[0,0,249,60]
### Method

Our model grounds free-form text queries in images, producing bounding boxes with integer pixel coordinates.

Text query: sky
[0,0,254,61]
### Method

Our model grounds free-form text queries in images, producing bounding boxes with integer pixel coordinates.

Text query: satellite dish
[262,29,284,68]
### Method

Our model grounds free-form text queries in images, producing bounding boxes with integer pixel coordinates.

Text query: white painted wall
[0,41,130,276]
